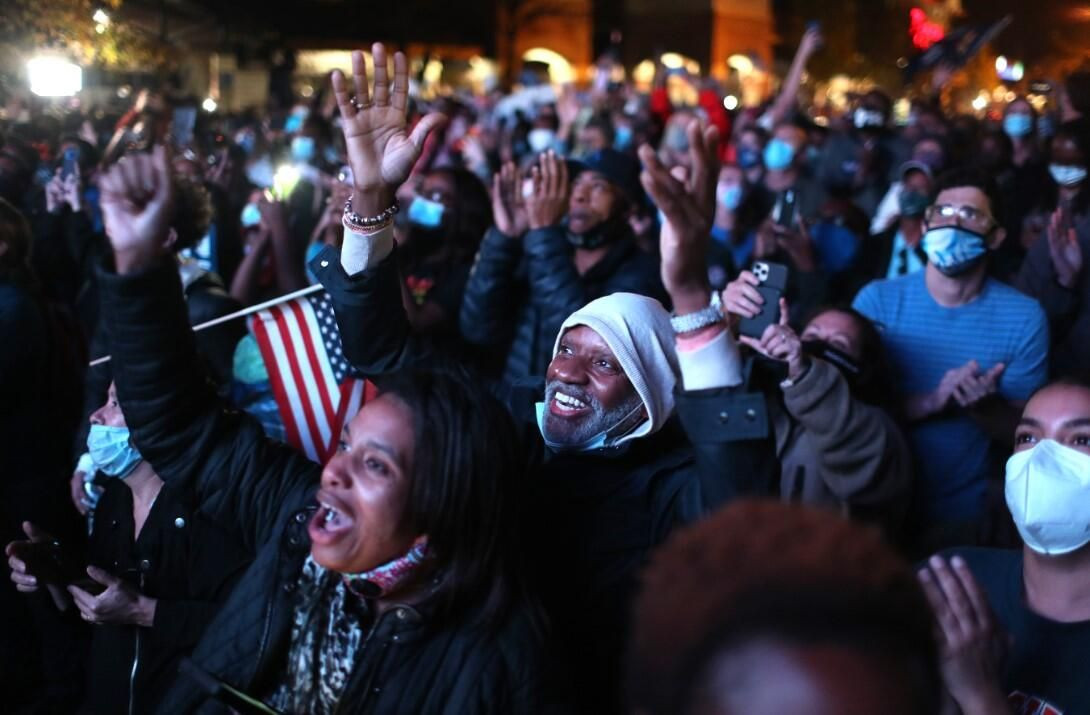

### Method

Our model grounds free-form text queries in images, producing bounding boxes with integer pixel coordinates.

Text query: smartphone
[773,189,798,230]
[61,147,80,180]
[739,261,789,339]
[172,106,198,148]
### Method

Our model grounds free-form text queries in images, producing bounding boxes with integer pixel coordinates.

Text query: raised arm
[316,43,449,375]
[459,162,528,346]
[765,27,823,128]
[639,121,778,515]
[98,146,317,552]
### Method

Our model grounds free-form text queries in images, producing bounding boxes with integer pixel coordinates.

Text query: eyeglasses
[924,203,996,232]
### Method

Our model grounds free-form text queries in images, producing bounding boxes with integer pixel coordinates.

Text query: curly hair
[627,500,940,715]
[169,172,213,253]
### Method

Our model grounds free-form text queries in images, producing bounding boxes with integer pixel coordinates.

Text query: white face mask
[527,128,556,154]
[1005,440,1090,556]
[854,107,885,129]
[1049,164,1088,187]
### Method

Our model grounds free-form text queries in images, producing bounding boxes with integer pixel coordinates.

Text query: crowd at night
[2,1,1090,713]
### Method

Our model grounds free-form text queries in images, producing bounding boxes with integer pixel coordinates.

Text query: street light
[27,55,82,97]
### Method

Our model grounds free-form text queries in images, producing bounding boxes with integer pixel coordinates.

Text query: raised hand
[63,171,83,212]
[1047,207,1083,289]
[798,25,824,59]
[639,118,720,315]
[491,161,529,237]
[98,145,175,273]
[773,219,816,272]
[68,566,156,627]
[331,43,447,216]
[525,150,569,230]
[739,299,808,380]
[45,169,66,214]
[918,556,1009,715]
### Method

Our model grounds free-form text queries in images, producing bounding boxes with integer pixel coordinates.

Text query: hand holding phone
[731,261,789,339]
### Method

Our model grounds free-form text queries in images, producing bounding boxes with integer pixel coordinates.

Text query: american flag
[248,291,373,463]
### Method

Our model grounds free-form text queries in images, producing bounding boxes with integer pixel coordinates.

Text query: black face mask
[564,212,626,250]
[802,340,863,383]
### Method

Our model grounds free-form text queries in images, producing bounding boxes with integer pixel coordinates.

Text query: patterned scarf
[266,539,431,714]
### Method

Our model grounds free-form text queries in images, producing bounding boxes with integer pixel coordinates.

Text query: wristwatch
[671,291,723,335]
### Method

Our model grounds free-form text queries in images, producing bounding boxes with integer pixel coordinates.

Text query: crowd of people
[2,29,1090,714]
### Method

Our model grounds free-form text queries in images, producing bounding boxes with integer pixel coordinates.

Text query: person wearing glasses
[852,168,1049,552]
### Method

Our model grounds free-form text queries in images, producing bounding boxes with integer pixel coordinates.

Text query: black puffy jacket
[98,260,547,714]
[459,225,666,382]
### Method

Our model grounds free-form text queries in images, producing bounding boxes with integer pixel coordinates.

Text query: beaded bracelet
[342,212,392,235]
[343,196,399,228]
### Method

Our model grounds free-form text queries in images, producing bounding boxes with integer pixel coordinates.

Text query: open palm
[332,43,446,197]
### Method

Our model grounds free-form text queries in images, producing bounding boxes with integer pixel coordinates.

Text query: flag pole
[87,283,326,368]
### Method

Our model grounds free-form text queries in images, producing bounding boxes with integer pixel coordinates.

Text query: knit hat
[553,293,679,445]
[570,148,643,205]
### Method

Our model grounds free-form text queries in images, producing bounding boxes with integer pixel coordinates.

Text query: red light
[909,7,945,50]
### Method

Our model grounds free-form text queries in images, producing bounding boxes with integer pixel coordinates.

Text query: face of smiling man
[541,325,647,448]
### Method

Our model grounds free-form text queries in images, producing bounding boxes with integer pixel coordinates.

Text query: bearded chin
[543,391,645,448]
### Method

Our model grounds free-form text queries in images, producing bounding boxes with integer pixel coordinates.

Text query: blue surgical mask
[922,225,988,276]
[408,196,445,228]
[234,131,256,155]
[737,146,761,170]
[1049,164,1088,187]
[87,424,143,478]
[240,202,262,228]
[717,184,743,211]
[763,139,796,171]
[291,136,316,163]
[535,402,610,452]
[614,125,633,150]
[1003,113,1033,138]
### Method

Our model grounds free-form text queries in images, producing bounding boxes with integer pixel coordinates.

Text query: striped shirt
[853,271,1049,521]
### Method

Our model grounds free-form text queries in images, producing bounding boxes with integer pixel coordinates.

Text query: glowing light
[201,97,218,112]
[27,56,82,97]
[1005,91,1017,103]
[661,53,684,70]
[422,59,443,85]
[995,56,1008,73]
[909,8,945,50]
[727,54,754,74]
[971,95,988,112]
[723,95,739,110]
[1012,62,1024,81]
[93,8,110,25]
[521,48,574,84]
[95,23,107,34]
[273,165,300,200]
